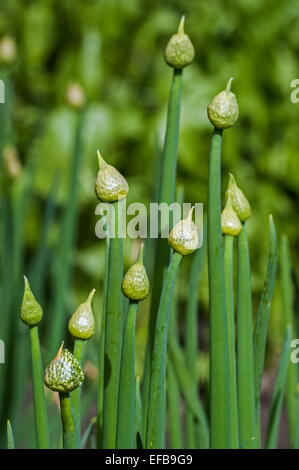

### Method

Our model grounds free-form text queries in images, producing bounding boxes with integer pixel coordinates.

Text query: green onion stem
[102,201,124,448]
[142,69,182,436]
[223,234,239,448]
[146,251,182,449]
[116,300,138,449]
[59,392,78,449]
[237,224,256,449]
[30,325,49,449]
[72,338,86,440]
[208,128,231,449]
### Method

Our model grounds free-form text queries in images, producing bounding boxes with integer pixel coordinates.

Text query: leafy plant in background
[0,10,298,450]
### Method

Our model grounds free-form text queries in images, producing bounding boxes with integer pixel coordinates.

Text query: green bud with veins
[68,289,96,340]
[43,343,84,393]
[221,190,242,236]
[94,150,129,202]
[122,244,149,301]
[227,173,251,222]
[168,206,199,255]
[165,16,195,69]
[20,276,43,326]
[207,78,239,129]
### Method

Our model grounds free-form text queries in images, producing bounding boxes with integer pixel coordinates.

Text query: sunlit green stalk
[30,326,49,448]
[97,232,110,448]
[59,393,78,449]
[102,201,124,448]
[280,235,298,448]
[185,228,206,448]
[146,251,182,448]
[237,224,256,449]
[223,234,239,448]
[253,215,277,447]
[72,338,86,440]
[265,326,291,449]
[117,301,138,449]
[208,128,231,449]
[167,357,183,449]
[142,69,182,437]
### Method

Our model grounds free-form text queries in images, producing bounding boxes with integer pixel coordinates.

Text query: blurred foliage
[0,0,299,447]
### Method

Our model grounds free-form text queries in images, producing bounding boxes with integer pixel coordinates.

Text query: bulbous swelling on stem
[122,244,149,301]
[165,16,195,69]
[168,207,199,255]
[227,173,251,222]
[94,150,129,202]
[43,343,84,393]
[20,276,43,326]
[207,78,239,129]
[68,289,96,340]
[221,190,242,236]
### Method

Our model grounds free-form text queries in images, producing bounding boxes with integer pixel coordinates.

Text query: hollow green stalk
[185,223,206,448]
[30,326,49,448]
[59,393,78,449]
[265,326,291,449]
[237,224,256,448]
[280,235,298,448]
[142,68,182,436]
[116,300,138,449]
[223,234,239,448]
[208,128,231,448]
[102,201,124,448]
[72,338,86,439]
[253,215,277,447]
[167,357,183,449]
[146,251,182,448]
[97,232,110,447]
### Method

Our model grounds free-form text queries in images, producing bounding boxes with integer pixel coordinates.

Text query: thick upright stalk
[59,393,77,449]
[208,129,231,449]
[30,326,49,449]
[146,251,182,449]
[185,225,206,448]
[237,225,256,448]
[102,201,124,448]
[253,215,277,447]
[280,235,297,447]
[117,301,138,449]
[97,233,110,447]
[223,234,239,448]
[72,338,86,439]
[142,69,182,436]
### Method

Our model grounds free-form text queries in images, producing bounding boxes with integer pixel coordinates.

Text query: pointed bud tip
[178,15,185,34]
[226,77,234,93]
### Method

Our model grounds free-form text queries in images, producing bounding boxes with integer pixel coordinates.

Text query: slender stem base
[146,251,182,449]
[59,392,78,449]
[117,301,138,449]
[30,326,49,449]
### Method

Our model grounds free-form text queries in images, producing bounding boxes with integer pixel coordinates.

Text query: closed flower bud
[168,206,199,255]
[43,343,84,393]
[165,16,195,69]
[227,173,251,222]
[207,78,239,129]
[20,276,43,326]
[68,289,96,340]
[221,190,242,236]
[94,150,129,202]
[122,244,149,301]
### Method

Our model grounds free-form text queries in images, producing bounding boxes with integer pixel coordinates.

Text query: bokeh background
[0,0,298,448]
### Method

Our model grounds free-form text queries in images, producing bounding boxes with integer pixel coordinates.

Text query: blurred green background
[0,0,298,448]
